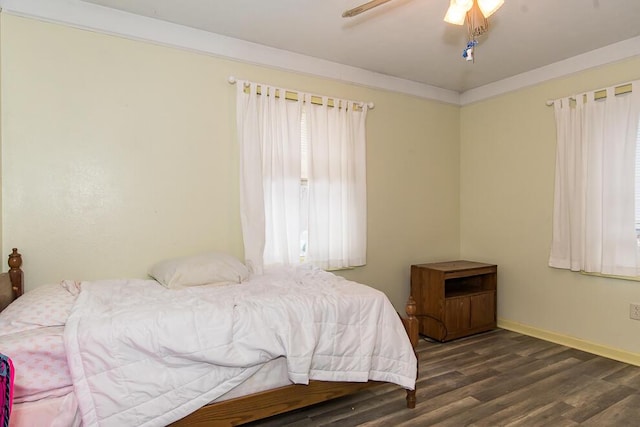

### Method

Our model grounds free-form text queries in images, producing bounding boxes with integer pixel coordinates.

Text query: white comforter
[64,265,417,427]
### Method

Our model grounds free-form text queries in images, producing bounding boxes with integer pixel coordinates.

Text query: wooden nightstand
[410,260,497,342]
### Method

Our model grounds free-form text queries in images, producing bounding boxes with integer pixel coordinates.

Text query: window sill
[580,271,640,282]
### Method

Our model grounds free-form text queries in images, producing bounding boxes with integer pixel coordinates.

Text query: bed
[0,249,419,426]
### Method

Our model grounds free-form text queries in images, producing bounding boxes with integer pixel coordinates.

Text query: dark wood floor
[247,329,640,426]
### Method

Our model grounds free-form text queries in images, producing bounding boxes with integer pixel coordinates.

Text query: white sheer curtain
[549,81,640,276]
[236,81,302,274]
[306,97,368,270]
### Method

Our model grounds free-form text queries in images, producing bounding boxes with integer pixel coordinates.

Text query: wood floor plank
[247,329,640,426]
[469,358,583,402]
[603,364,640,390]
[581,393,640,426]
[426,363,589,426]
[394,396,480,427]
[458,388,569,425]
[564,385,638,424]
[484,401,574,427]
[527,342,571,359]
[577,355,629,379]
[561,377,618,408]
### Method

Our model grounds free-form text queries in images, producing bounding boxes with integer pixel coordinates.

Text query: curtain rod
[545,81,635,106]
[227,76,374,110]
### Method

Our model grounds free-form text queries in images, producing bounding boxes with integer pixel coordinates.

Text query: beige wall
[0,14,460,311]
[3,8,640,360]
[0,15,3,249]
[460,57,640,355]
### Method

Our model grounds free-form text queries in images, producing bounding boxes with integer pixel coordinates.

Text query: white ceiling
[75,0,640,93]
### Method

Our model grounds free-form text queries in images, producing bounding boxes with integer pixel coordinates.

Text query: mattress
[10,392,81,427]
[8,356,291,427]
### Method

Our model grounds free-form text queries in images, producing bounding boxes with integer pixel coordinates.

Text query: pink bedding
[0,282,79,425]
[0,283,291,425]
[0,282,78,403]
[0,327,73,403]
[9,392,80,427]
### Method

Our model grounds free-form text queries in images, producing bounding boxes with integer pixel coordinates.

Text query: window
[236,81,370,273]
[549,82,640,277]
[303,100,369,270]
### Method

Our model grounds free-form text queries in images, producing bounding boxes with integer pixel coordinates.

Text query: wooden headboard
[8,248,23,299]
[0,248,23,312]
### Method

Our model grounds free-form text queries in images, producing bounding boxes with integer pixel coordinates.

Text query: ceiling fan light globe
[444,4,467,25]
[477,0,504,18]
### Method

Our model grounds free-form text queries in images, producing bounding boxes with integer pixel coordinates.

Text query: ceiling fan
[342,0,505,61]
[341,0,394,18]
[342,0,504,21]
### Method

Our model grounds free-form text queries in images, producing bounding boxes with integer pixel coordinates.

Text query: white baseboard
[498,318,640,367]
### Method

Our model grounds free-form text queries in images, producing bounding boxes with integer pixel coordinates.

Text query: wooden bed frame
[171,298,420,426]
[7,248,23,300]
[5,248,418,426]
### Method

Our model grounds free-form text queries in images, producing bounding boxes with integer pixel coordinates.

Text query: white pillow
[149,252,250,289]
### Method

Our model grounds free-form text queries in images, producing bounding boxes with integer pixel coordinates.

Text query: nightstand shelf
[410,260,497,342]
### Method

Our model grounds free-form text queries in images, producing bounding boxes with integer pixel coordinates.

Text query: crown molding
[0,0,460,105]
[460,36,640,105]
[1,0,639,107]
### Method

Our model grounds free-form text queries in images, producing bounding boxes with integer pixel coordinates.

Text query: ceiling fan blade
[342,0,395,18]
